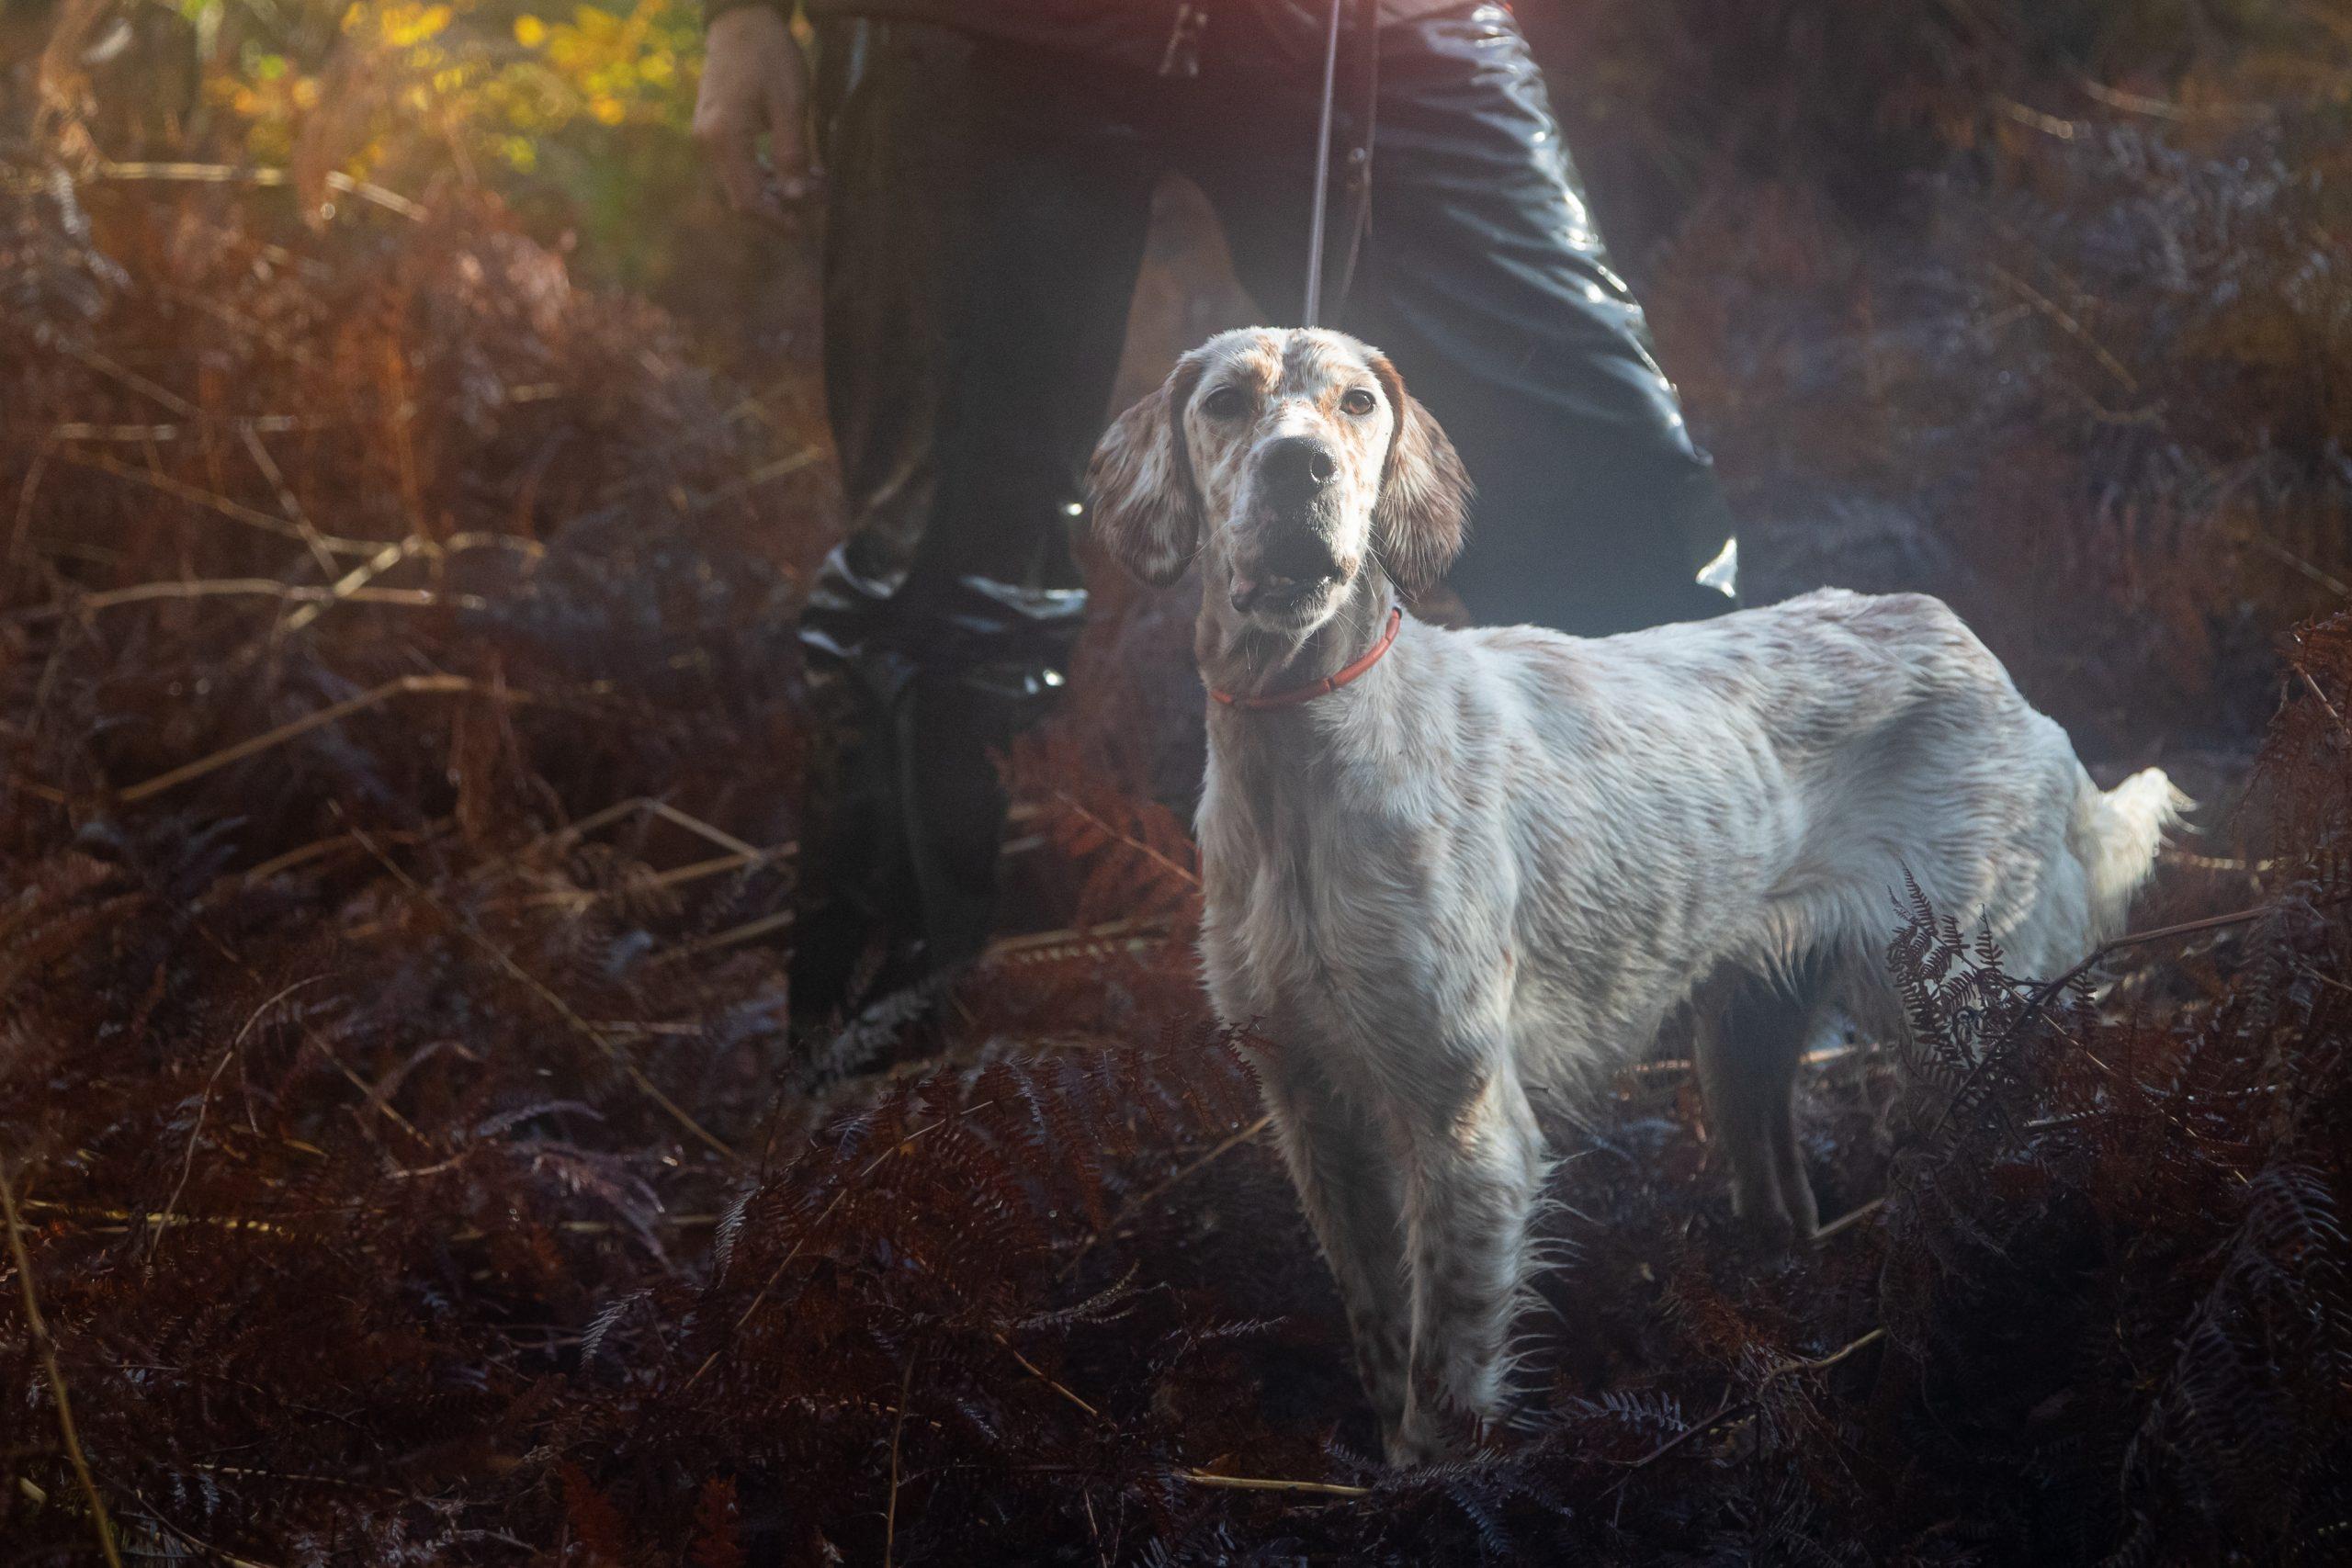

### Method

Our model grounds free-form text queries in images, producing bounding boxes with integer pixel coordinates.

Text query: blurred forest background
[3,1,2349,1563]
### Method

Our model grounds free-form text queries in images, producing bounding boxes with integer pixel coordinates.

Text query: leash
[1300,0,1347,328]
[1303,0,1379,328]
[1163,2,1374,329]
[1209,604,1403,710]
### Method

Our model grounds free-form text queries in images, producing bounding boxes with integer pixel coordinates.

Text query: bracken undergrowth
[5,2,2351,1562]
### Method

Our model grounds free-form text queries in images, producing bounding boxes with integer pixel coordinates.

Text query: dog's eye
[1201,386,1248,420]
[1340,388,1378,416]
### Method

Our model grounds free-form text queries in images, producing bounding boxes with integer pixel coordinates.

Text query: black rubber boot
[788,562,1084,1036]
[786,641,921,1034]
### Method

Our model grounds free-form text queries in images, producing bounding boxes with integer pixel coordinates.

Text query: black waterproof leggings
[789,4,1734,1023]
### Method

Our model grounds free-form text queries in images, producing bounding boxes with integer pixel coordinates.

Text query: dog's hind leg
[1694,964,1823,1246]
[1392,1058,1546,1465]
[1261,1055,1414,1450]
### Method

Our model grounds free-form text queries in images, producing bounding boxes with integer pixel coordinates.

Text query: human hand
[693,6,819,223]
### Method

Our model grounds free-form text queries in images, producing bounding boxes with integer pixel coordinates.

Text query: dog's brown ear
[1368,356,1472,595]
[1086,356,1207,587]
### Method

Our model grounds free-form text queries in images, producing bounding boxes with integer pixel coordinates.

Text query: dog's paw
[1383,1422,1452,1469]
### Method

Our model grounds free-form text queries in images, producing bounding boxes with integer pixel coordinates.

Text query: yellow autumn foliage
[220,0,703,176]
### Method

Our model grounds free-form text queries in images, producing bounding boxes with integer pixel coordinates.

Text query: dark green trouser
[790,4,1734,1025]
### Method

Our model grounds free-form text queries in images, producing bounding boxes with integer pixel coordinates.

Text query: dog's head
[1086,328,1471,633]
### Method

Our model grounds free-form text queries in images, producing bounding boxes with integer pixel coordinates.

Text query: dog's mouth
[1232,529,1347,616]
[1234,570,1338,615]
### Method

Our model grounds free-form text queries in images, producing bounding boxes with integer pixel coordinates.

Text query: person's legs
[1190,3,1734,637]
[795,22,1158,1027]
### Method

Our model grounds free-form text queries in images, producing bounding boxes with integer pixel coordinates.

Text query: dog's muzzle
[1233,438,1346,613]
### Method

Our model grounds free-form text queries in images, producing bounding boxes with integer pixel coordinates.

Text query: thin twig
[11,578,483,622]
[644,800,763,860]
[2237,531,2352,602]
[2164,848,2282,874]
[51,339,199,418]
[117,674,512,804]
[679,1129,941,1393]
[309,1032,435,1151]
[25,1202,302,1236]
[280,529,542,635]
[1608,1326,1888,1505]
[28,413,311,444]
[123,1490,281,1568]
[152,977,326,1259]
[10,444,50,565]
[53,449,379,556]
[1052,792,1201,889]
[1,1144,127,1568]
[506,848,778,911]
[345,823,740,1164]
[1179,1470,1370,1499]
[1811,1196,1887,1245]
[1060,1114,1272,1279]
[91,160,424,220]
[983,918,1172,969]
[1610,1394,1742,1501]
[679,1102,1017,1392]
[885,1349,919,1567]
[1994,95,2082,140]
[23,1200,718,1243]
[1987,262,2140,393]
[1756,1326,1886,1391]
[236,421,320,569]
[658,908,794,964]
[993,1332,1101,1419]
[684,446,827,512]
[2296,663,2346,730]
[2075,74,2267,123]
[222,819,453,892]
[280,536,418,634]
[521,796,769,864]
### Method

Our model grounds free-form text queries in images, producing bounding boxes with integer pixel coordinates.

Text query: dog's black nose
[1261,436,1339,503]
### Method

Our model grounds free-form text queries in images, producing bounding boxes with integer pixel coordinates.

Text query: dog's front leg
[1261,1053,1414,1449]
[1393,1058,1544,1465]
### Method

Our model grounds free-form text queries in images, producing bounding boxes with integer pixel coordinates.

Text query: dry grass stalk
[1812,1197,1888,1244]
[678,1095,1032,1393]
[1609,1326,1894,1506]
[152,977,329,1256]
[656,908,794,964]
[115,674,519,804]
[1060,1113,1273,1280]
[684,446,828,511]
[885,1350,920,1567]
[1986,263,2141,394]
[1053,792,1200,889]
[37,414,309,443]
[993,1331,1102,1420]
[1,1145,126,1568]
[346,823,741,1163]
[1180,1471,1371,1499]
[13,577,485,621]
[89,160,424,220]
[220,819,454,892]
[55,449,379,556]
[982,918,1172,968]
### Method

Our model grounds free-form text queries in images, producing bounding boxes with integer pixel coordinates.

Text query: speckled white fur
[1088,328,2182,1464]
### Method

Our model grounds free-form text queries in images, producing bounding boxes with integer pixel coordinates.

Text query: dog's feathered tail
[2075,766,2192,942]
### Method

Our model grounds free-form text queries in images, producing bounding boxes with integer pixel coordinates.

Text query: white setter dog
[1085,326,2180,1464]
